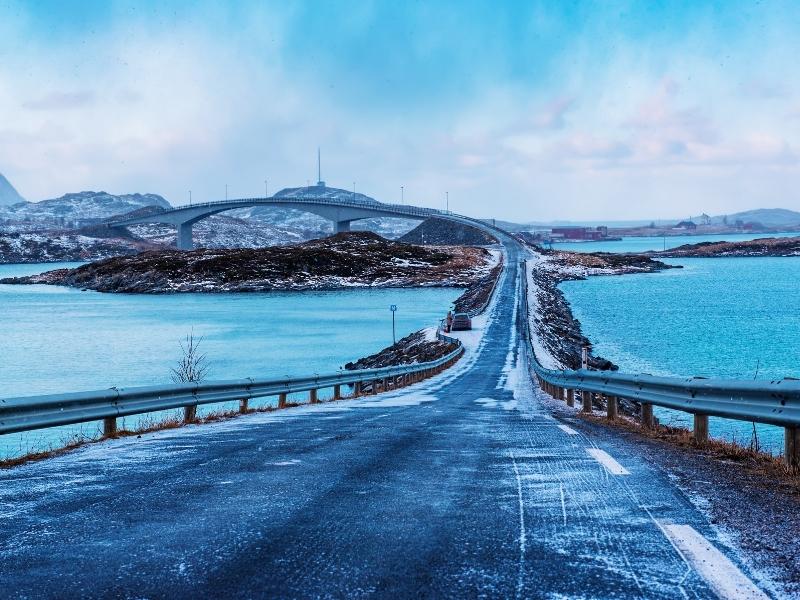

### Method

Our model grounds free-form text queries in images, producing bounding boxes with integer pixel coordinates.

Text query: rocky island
[2,231,498,296]
[653,235,800,258]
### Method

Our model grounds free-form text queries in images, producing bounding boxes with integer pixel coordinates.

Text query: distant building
[674,220,697,230]
[550,226,609,240]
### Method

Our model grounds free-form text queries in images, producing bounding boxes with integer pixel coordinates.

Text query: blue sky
[1,0,799,221]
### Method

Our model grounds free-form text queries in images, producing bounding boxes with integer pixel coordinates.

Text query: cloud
[22,91,95,110]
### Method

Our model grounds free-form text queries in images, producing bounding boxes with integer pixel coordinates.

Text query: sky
[0,0,799,222]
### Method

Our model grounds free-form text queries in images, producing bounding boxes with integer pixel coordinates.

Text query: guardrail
[520,259,800,469]
[0,343,464,439]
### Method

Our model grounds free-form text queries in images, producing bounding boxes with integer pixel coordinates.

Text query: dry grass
[578,411,800,487]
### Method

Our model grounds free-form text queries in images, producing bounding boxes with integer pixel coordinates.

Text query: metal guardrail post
[566,389,575,408]
[581,391,592,413]
[606,395,618,420]
[184,405,197,423]
[103,417,117,438]
[786,427,800,472]
[278,393,287,408]
[693,414,709,444]
[641,403,654,429]
[309,389,318,404]
[333,384,342,400]
[239,399,249,414]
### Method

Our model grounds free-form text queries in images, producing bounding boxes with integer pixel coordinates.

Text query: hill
[2,231,494,293]
[711,208,800,228]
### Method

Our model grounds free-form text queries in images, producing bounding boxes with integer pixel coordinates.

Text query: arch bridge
[108,185,469,250]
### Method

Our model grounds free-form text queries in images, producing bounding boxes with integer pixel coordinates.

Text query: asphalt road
[0,241,770,598]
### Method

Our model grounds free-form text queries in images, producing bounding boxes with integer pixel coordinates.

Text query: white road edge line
[658,522,768,600]
[509,451,526,598]
[557,424,578,435]
[586,448,630,475]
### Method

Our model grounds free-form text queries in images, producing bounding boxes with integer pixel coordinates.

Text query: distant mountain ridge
[0,191,171,228]
[0,173,25,206]
[710,208,800,227]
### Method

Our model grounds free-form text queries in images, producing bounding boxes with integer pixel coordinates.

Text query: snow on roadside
[525,251,562,370]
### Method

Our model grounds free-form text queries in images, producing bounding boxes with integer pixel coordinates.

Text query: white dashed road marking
[557,424,578,435]
[586,448,630,475]
[659,522,768,600]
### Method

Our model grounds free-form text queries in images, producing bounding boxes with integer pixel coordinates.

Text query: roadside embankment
[526,247,677,372]
[345,251,503,370]
[0,232,496,293]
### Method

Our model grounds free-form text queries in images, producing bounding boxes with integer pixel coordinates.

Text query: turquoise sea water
[560,257,800,454]
[0,262,459,458]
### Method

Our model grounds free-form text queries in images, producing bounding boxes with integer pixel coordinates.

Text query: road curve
[0,237,768,598]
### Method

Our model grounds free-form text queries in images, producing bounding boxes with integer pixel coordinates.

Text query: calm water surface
[560,256,800,453]
[0,262,459,457]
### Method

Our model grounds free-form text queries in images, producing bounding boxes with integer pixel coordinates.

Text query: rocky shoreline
[344,329,457,371]
[1,232,497,294]
[527,247,678,371]
[653,235,800,258]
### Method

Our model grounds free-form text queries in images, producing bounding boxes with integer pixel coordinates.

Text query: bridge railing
[0,343,464,439]
[519,259,800,469]
[108,196,447,225]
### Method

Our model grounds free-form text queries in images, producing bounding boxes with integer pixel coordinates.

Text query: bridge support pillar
[785,426,800,472]
[177,222,194,250]
[334,220,352,234]
[693,414,709,444]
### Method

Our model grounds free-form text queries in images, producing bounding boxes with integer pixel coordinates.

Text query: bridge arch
[109,185,446,249]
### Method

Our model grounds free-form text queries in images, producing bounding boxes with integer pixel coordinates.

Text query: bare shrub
[170,331,210,384]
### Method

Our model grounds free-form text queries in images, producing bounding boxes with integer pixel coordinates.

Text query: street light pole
[189,190,192,206]
[225,184,228,201]
[446,191,449,213]
[390,305,397,345]
[401,186,404,204]
[265,180,268,198]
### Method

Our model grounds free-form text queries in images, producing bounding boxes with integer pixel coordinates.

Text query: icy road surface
[0,241,771,598]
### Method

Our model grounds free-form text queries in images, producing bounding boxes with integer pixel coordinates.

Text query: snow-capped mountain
[0,191,171,229]
[0,173,25,206]
[129,214,305,249]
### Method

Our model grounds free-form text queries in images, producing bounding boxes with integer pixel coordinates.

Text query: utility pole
[265,180,268,198]
[446,191,449,213]
[401,186,404,204]
[189,190,192,206]
[353,182,356,199]
[225,184,228,201]
[390,305,397,345]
